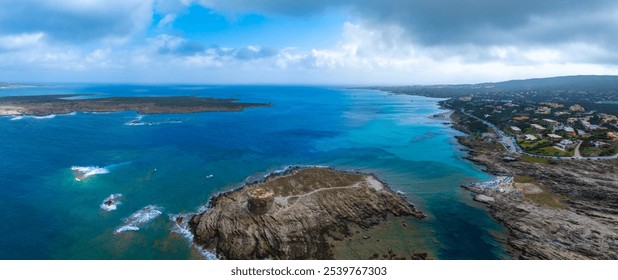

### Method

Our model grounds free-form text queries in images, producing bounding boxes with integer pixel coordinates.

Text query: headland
[187,167,426,260]
[0,94,269,116]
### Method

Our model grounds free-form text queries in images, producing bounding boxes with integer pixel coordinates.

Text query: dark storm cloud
[201,0,618,46]
[0,0,151,42]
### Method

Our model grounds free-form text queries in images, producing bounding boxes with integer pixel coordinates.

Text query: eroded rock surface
[188,167,425,259]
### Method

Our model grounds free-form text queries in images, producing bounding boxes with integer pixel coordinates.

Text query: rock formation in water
[188,167,425,259]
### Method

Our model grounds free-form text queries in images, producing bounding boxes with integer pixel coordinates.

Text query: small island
[188,167,425,260]
[0,94,269,116]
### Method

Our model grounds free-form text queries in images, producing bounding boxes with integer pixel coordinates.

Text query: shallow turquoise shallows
[0,85,508,259]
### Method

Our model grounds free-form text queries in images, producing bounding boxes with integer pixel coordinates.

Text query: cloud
[0,0,154,43]
[195,1,618,47]
[152,34,276,60]
[0,33,45,51]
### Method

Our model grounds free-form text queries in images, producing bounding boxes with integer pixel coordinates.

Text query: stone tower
[247,187,274,215]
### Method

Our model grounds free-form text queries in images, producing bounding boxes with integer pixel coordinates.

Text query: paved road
[459,109,618,161]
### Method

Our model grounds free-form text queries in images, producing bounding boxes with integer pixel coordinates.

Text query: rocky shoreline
[450,109,618,259]
[187,167,426,260]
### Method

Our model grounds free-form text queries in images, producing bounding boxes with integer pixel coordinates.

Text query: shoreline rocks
[451,109,618,259]
[188,167,425,260]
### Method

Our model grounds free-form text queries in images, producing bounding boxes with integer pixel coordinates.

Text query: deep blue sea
[0,85,508,259]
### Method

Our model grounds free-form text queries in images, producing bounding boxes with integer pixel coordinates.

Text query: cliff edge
[188,167,425,259]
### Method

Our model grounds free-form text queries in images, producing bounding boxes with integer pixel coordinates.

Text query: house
[510,126,522,134]
[555,139,575,150]
[459,96,472,101]
[543,119,559,125]
[581,120,600,131]
[524,134,538,141]
[513,115,530,121]
[593,141,610,148]
[536,107,551,115]
[547,134,563,141]
[569,104,585,112]
[531,124,547,131]
[567,117,578,124]
[563,126,576,136]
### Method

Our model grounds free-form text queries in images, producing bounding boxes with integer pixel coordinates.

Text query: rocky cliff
[455,115,618,259]
[188,167,425,259]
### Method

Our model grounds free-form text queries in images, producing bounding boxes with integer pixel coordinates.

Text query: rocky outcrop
[454,111,618,259]
[188,167,425,260]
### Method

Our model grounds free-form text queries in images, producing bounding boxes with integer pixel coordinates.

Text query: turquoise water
[0,85,508,259]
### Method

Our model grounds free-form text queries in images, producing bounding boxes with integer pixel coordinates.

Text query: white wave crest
[168,213,217,260]
[10,116,23,121]
[114,205,163,235]
[71,166,110,181]
[33,114,56,119]
[100,193,123,211]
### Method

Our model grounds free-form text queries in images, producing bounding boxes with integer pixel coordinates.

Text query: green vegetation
[514,175,535,183]
[534,146,572,157]
[518,139,572,156]
[515,176,566,209]
[524,184,566,209]
[518,139,550,150]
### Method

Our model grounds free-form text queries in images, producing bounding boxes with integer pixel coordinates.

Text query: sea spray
[114,205,163,234]
[100,194,123,211]
[168,212,218,260]
[71,162,130,181]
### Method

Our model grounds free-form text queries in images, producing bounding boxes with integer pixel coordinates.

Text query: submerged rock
[188,167,425,259]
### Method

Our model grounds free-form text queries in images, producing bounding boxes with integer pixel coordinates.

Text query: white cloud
[0,33,45,50]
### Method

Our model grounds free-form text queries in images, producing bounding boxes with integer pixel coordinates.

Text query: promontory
[187,167,425,260]
[0,94,269,116]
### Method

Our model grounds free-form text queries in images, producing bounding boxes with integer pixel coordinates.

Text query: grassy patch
[524,183,566,209]
[532,146,572,157]
[514,176,566,209]
[520,155,550,164]
[514,175,535,183]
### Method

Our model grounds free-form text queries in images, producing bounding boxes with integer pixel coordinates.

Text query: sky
[1,0,618,85]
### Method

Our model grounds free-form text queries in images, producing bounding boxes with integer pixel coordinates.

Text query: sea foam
[71,166,110,181]
[169,213,217,260]
[100,194,123,211]
[114,205,163,234]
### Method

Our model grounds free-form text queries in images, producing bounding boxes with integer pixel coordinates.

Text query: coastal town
[447,95,618,159]
[378,76,618,259]
[379,76,618,160]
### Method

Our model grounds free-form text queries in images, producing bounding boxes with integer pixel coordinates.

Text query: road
[459,109,618,161]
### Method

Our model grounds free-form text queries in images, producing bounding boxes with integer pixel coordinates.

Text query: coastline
[445,106,618,259]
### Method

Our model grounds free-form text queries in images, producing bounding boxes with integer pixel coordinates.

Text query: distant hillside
[372,75,618,98]
[482,75,618,91]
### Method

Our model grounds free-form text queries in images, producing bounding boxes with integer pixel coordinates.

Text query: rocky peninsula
[452,111,618,259]
[0,94,269,116]
[187,167,425,260]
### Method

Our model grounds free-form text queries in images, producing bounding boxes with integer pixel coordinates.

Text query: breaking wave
[169,213,217,260]
[71,166,110,181]
[70,162,130,181]
[100,194,123,211]
[9,112,76,121]
[125,115,183,126]
[114,205,163,235]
